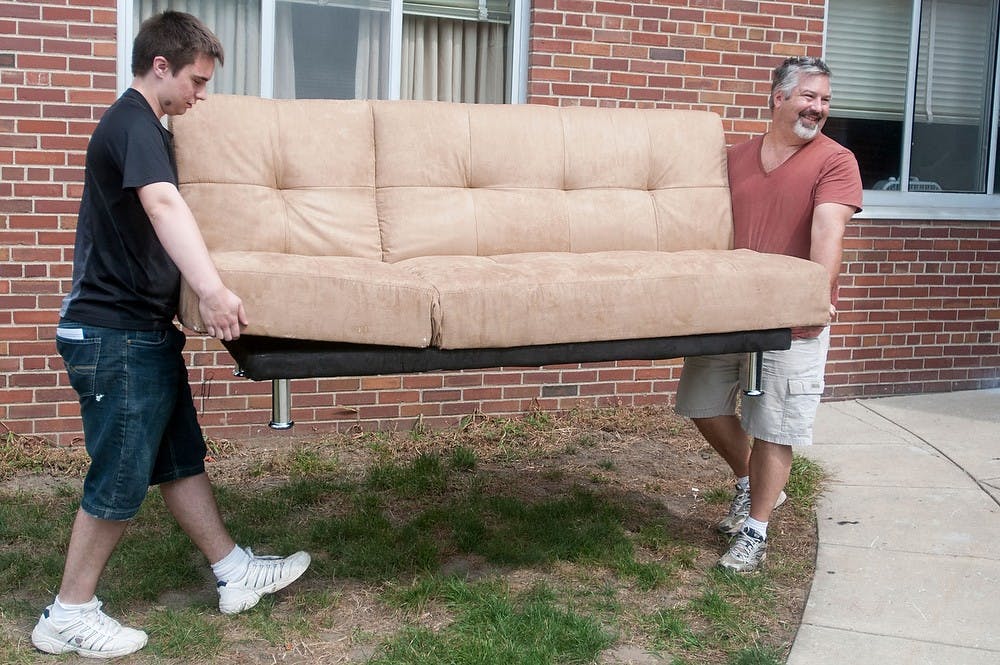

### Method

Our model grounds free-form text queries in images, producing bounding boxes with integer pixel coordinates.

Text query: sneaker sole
[31,626,148,659]
[219,552,311,615]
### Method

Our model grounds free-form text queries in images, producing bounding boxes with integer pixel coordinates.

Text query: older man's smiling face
[774,73,831,141]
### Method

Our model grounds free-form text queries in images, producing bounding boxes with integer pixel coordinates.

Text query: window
[824,0,1000,212]
[120,0,527,103]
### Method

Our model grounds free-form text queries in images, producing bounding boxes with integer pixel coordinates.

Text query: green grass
[373,579,614,665]
[785,455,826,510]
[647,607,703,651]
[0,408,820,663]
[144,608,224,659]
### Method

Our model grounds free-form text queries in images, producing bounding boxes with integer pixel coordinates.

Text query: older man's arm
[811,201,856,317]
[790,201,856,339]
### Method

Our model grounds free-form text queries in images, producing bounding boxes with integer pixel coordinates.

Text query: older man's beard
[794,116,821,141]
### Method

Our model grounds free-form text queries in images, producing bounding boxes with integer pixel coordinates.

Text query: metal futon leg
[743,351,763,396]
[270,379,294,430]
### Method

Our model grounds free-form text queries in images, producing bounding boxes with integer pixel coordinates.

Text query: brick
[422,389,462,402]
[610,44,647,58]
[501,385,541,399]
[356,405,402,420]
[479,399,521,414]
[462,387,502,400]
[591,84,629,98]
[67,88,115,105]
[593,57,630,71]
[67,23,116,41]
[17,54,68,70]
[42,6,92,22]
[360,375,401,390]
[14,18,64,37]
[378,390,421,404]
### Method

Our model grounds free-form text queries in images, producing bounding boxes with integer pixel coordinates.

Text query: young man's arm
[138,181,248,341]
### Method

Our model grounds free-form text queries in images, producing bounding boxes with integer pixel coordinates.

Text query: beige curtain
[355,11,391,99]
[401,17,505,103]
[135,0,261,95]
[137,2,507,102]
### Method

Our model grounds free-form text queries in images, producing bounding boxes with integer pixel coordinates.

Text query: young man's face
[773,73,831,141]
[160,53,215,116]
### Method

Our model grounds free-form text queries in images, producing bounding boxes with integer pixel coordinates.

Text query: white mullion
[389,0,403,99]
[509,0,528,103]
[260,0,277,98]
[117,0,135,95]
[986,3,1000,194]
[899,0,923,192]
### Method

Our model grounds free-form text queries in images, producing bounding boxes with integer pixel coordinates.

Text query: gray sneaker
[217,548,311,614]
[718,526,767,573]
[716,484,751,536]
[717,486,787,537]
[31,599,148,659]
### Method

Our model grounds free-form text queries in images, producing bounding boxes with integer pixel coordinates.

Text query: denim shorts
[57,320,207,521]
[674,328,830,446]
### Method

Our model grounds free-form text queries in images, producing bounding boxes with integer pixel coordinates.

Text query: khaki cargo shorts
[674,328,830,446]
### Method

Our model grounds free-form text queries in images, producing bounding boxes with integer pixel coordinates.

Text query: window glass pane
[274,1,390,99]
[824,0,911,189]
[826,0,911,119]
[909,0,997,193]
[401,16,507,102]
[825,0,999,194]
[404,0,511,23]
[135,0,261,96]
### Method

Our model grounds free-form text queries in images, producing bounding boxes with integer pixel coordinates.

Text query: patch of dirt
[0,407,818,664]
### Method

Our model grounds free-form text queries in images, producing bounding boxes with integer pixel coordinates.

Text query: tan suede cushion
[173,95,381,259]
[397,249,830,349]
[179,252,435,347]
[375,102,733,262]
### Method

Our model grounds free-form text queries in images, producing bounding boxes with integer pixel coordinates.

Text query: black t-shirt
[61,88,181,330]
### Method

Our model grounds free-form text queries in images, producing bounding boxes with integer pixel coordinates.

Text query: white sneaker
[217,548,311,614]
[31,599,148,659]
[718,526,768,573]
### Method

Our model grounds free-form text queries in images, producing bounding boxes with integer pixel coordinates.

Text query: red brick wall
[832,220,1000,397]
[1,0,997,446]
[1,0,118,445]
[527,0,825,140]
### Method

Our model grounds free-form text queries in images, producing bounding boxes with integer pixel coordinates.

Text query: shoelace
[729,531,764,562]
[58,603,122,651]
[236,549,291,587]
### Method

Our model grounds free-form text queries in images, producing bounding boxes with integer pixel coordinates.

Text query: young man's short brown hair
[131,10,224,76]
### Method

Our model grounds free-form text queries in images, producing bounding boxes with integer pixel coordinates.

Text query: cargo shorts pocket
[783,377,825,438]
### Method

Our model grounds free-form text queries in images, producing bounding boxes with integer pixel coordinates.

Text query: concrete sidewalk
[787,388,1000,665]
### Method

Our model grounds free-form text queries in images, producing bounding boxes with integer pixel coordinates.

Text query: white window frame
[117,0,529,103]
[824,0,1000,220]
